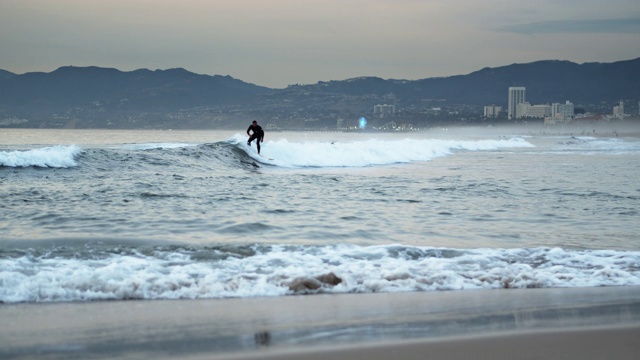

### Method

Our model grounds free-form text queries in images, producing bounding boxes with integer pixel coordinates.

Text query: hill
[0,58,638,128]
[0,66,271,127]
[275,58,640,106]
[0,69,15,80]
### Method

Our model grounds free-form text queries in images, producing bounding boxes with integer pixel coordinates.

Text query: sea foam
[1,245,638,303]
[0,145,82,168]
[231,134,534,167]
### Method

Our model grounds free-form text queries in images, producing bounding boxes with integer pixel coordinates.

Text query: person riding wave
[247,120,265,154]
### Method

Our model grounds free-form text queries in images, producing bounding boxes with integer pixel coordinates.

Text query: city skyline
[1,0,639,88]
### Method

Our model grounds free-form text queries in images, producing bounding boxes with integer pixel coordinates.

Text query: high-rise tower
[508,87,526,119]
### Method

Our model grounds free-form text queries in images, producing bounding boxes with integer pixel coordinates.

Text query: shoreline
[2,286,640,359]
[216,325,640,360]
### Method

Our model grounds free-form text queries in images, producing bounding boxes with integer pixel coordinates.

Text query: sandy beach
[219,326,640,360]
[2,286,640,359]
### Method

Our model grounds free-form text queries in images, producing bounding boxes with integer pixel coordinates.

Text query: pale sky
[1,0,639,88]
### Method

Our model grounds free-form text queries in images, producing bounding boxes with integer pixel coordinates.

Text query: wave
[226,134,535,167]
[1,243,638,303]
[553,136,640,155]
[1,135,535,170]
[118,143,197,151]
[4,135,639,170]
[0,141,253,170]
[0,145,82,168]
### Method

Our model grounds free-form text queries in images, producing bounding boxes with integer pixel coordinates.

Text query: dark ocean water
[1,128,639,302]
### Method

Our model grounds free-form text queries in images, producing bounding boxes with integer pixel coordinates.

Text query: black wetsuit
[247,124,264,153]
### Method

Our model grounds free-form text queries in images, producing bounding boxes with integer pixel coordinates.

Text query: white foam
[230,134,534,167]
[1,245,638,303]
[0,145,82,168]
[554,137,640,154]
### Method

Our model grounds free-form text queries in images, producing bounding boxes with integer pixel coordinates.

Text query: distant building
[516,102,551,118]
[613,101,624,118]
[515,102,529,119]
[374,104,396,117]
[546,101,574,124]
[508,87,526,119]
[553,101,574,120]
[508,86,572,121]
[529,104,552,118]
[483,105,502,118]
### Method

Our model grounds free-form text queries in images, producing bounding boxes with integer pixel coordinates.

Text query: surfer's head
[252,120,257,125]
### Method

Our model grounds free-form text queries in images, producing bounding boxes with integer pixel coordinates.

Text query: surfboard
[259,154,274,160]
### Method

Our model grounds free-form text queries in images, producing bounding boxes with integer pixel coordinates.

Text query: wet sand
[218,326,640,360]
[2,286,640,359]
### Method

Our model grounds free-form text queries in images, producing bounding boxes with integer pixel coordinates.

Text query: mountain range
[1,57,638,128]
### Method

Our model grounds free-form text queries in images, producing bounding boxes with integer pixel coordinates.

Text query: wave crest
[0,145,82,168]
[227,134,534,167]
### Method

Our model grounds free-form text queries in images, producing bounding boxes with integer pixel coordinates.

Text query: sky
[1,0,639,88]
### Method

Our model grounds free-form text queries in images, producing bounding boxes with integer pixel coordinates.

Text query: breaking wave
[1,243,638,303]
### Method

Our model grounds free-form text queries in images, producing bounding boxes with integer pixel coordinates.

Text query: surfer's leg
[257,140,261,154]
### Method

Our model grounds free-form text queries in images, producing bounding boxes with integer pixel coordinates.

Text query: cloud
[494,17,640,34]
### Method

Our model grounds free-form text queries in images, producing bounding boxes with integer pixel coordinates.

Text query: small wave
[0,145,82,168]
[554,137,640,155]
[1,244,638,303]
[119,143,197,150]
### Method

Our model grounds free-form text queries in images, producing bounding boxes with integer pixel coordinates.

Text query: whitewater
[1,128,639,303]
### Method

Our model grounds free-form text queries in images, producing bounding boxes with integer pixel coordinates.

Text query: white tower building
[508,87,526,119]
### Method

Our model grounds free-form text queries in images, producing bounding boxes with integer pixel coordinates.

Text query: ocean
[1,126,639,303]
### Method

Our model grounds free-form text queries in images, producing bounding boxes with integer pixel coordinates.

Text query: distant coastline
[1,58,638,130]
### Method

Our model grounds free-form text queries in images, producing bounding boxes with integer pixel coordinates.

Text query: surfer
[247,120,265,154]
